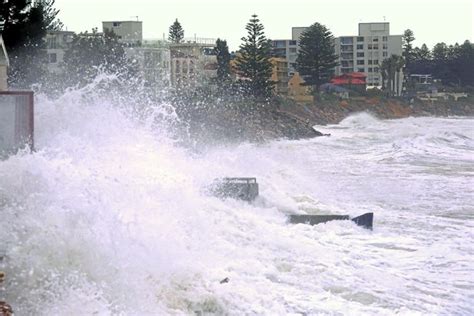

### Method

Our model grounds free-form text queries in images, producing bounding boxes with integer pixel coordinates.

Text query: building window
[48,53,57,63]
[368,67,373,72]
[383,43,388,50]
[368,44,373,50]
[357,36,364,42]
[340,37,353,44]
[289,40,297,45]
[273,40,286,48]
[113,22,121,27]
[382,36,388,41]
[357,44,363,50]
[357,60,365,65]
[176,61,180,73]
[356,52,364,57]
[373,59,379,65]
[368,60,373,65]
[47,37,57,49]
[383,52,388,57]
[373,37,379,42]
[357,67,365,72]
[374,67,379,72]
[373,44,379,49]
[289,47,297,53]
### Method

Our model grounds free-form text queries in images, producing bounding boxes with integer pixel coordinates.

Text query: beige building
[334,22,403,87]
[102,20,142,46]
[0,35,9,90]
[270,57,289,95]
[288,73,313,103]
[169,38,217,87]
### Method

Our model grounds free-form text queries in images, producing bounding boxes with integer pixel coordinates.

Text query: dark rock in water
[289,212,373,230]
[219,277,230,284]
[209,178,259,202]
[351,213,373,230]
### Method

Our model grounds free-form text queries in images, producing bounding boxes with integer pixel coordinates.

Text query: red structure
[331,72,367,85]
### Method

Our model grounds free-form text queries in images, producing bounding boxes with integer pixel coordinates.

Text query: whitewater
[0,85,473,315]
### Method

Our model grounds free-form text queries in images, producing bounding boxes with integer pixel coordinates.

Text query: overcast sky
[56,0,473,51]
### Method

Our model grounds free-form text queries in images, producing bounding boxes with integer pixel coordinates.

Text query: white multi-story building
[125,41,171,87]
[270,27,308,76]
[45,30,75,74]
[271,39,298,76]
[102,21,142,46]
[334,22,402,87]
[102,22,170,87]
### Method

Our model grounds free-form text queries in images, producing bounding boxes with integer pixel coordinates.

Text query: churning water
[1,84,473,315]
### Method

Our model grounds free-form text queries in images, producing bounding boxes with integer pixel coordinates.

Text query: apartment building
[334,23,402,87]
[271,40,298,76]
[102,20,142,46]
[45,30,75,74]
[102,22,170,87]
[291,27,307,42]
[169,38,217,87]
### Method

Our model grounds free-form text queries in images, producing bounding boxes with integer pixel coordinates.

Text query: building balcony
[340,53,353,60]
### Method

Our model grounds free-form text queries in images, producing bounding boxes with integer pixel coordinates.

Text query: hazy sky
[56,0,473,50]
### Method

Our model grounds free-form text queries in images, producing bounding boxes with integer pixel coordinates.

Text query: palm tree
[380,55,405,96]
[393,55,405,96]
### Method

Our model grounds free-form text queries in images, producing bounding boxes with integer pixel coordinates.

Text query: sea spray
[0,80,473,314]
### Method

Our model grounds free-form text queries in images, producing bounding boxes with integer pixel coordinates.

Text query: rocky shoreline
[278,96,474,127]
[173,96,474,147]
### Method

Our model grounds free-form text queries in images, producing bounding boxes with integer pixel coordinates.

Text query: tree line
[3,1,472,98]
[404,29,474,87]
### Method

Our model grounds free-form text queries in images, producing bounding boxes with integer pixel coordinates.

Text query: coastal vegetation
[404,30,474,87]
[234,14,274,99]
[168,19,184,44]
[295,23,338,95]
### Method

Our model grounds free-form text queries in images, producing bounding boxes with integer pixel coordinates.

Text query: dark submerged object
[210,177,259,202]
[289,212,373,230]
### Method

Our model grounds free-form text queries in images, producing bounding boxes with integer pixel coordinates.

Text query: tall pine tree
[296,22,338,94]
[235,14,273,99]
[168,19,184,43]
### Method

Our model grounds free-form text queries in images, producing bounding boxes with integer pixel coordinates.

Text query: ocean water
[0,85,473,315]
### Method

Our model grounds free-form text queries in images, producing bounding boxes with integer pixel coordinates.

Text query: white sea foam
[1,85,473,315]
